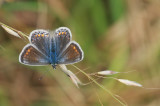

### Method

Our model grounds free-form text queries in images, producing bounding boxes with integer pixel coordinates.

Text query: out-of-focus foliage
[0,0,160,106]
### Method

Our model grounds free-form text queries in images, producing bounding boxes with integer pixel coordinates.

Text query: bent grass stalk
[0,22,29,39]
[72,65,126,106]
[88,76,104,106]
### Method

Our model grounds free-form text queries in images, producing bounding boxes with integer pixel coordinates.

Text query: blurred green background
[0,0,160,106]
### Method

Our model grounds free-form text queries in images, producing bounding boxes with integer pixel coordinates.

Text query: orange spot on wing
[58,32,61,35]
[28,49,30,52]
[42,34,44,37]
[35,35,37,37]
[38,34,40,37]
[65,32,66,35]
[26,52,28,55]
[62,32,64,34]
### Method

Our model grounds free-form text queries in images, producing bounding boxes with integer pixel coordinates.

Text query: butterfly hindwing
[55,27,72,55]
[57,41,84,64]
[19,27,84,67]
[29,30,50,57]
[19,44,50,66]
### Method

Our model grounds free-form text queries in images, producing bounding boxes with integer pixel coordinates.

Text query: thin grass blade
[97,70,119,75]
[1,25,20,38]
[59,64,82,88]
[0,22,29,39]
[118,79,142,87]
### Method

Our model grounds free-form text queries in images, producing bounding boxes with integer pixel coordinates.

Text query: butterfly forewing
[57,41,84,64]
[29,30,50,57]
[19,27,84,67]
[55,27,71,55]
[19,44,50,66]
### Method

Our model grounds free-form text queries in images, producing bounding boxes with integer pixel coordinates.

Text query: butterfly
[19,27,84,69]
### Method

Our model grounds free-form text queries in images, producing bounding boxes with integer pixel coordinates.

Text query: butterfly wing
[54,27,72,55]
[29,30,50,57]
[57,41,84,64]
[19,44,50,66]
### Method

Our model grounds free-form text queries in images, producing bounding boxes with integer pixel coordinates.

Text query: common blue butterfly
[19,27,84,69]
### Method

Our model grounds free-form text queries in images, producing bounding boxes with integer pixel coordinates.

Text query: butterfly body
[19,27,84,69]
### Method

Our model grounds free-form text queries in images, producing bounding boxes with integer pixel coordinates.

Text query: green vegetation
[0,0,160,105]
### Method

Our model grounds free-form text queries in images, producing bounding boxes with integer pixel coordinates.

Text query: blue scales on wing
[54,27,84,65]
[54,27,71,55]
[19,27,84,67]
[57,41,84,64]
[29,30,50,57]
[19,44,50,65]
